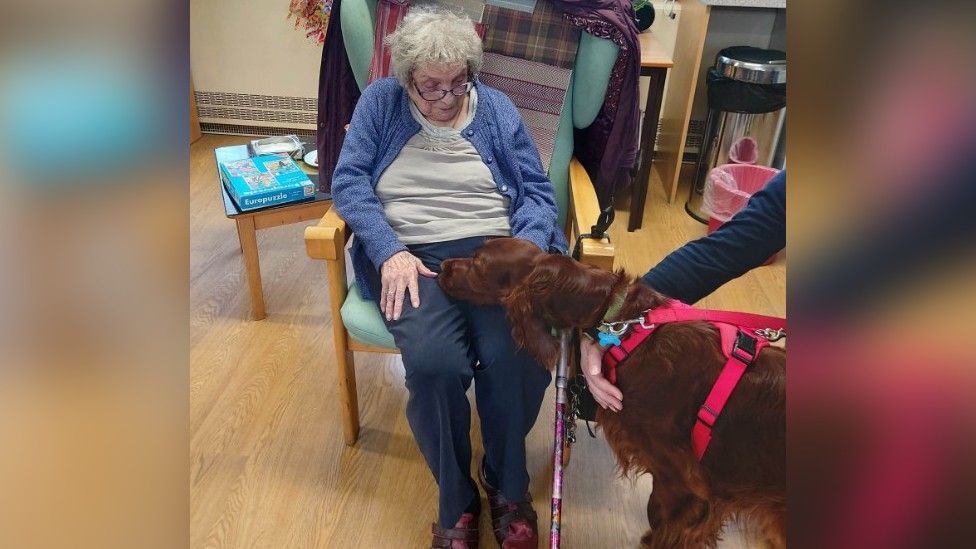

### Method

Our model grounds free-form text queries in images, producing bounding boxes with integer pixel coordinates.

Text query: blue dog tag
[598,331,621,348]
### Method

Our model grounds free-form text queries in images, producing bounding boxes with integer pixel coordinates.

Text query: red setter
[440,238,786,548]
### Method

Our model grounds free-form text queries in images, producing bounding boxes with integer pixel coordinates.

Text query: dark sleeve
[640,171,786,303]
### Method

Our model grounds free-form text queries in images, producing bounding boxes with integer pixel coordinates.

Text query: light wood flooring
[190,133,786,548]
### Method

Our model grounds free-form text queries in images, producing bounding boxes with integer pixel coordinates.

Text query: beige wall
[190,0,323,99]
[638,0,682,148]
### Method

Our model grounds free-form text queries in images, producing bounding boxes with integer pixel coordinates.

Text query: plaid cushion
[480,52,571,171]
[482,0,580,69]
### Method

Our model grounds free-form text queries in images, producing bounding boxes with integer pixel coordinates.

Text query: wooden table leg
[629,67,668,232]
[235,215,266,320]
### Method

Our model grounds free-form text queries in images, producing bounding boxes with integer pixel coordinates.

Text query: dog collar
[582,288,629,348]
[601,289,626,323]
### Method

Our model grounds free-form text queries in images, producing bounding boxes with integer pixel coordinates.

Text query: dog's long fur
[440,238,786,548]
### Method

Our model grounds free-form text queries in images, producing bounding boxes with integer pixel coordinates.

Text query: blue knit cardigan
[331,77,568,300]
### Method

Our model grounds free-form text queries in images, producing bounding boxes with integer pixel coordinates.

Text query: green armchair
[305,0,618,445]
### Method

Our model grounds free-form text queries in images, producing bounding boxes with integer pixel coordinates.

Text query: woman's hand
[380,251,437,321]
[581,337,623,412]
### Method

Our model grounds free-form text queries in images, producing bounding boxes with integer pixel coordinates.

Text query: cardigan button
[466,129,474,136]
[500,185,508,192]
[486,157,493,164]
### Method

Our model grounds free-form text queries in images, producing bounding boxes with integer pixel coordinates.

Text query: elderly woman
[330,6,564,548]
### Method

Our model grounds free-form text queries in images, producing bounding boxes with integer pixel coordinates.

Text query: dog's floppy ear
[502,262,560,369]
[541,264,626,329]
[516,255,622,329]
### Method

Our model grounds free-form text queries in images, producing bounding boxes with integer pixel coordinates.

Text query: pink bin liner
[704,164,781,264]
[703,163,780,226]
[728,136,759,164]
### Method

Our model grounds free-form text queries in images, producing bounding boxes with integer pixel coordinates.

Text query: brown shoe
[479,459,539,548]
[431,512,480,549]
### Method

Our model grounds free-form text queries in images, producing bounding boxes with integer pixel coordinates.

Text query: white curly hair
[385,5,483,87]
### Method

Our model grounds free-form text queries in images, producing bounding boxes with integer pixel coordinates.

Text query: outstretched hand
[581,337,623,412]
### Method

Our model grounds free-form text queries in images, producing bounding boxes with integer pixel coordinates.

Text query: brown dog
[440,238,786,548]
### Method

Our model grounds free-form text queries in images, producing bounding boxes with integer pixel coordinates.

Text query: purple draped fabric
[551,0,640,203]
[316,0,361,193]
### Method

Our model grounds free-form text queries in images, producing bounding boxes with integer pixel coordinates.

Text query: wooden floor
[190,134,786,548]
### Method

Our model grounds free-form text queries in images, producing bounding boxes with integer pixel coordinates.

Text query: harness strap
[599,299,784,461]
[690,325,768,460]
[603,301,785,381]
[603,331,650,384]
[645,306,787,331]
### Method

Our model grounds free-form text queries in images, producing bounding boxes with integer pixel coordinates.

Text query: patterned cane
[550,330,571,548]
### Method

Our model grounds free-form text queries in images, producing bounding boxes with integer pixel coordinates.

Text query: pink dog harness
[598,300,786,461]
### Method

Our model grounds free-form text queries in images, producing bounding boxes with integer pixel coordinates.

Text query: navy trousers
[367,237,552,528]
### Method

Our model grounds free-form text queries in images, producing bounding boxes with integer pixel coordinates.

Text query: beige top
[376,88,512,244]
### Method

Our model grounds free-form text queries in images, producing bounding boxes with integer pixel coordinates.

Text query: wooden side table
[629,31,674,231]
[218,141,331,320]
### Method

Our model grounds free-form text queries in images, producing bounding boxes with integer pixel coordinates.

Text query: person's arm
[331,81,433,320]
[640,171,786,303]
[331,81,409,270]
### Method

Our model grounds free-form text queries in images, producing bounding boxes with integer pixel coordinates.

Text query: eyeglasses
[413,80,473,102]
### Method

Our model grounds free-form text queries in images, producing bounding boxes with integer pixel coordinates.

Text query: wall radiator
[195,90,317,137]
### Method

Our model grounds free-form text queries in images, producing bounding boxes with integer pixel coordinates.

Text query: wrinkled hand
[380,251,437,321]
[581,337,623,412]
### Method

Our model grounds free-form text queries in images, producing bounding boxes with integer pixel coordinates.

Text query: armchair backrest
[337,0,618,227]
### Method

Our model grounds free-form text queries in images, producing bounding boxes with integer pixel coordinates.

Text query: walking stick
[549,329,571,548]
[553,205,613,546]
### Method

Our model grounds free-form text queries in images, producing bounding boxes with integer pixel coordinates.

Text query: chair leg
[325,260,360,445]
[335,342,360,445]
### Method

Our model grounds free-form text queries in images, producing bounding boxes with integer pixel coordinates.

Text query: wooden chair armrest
[567,158,615,271]
[304,204,349,261]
